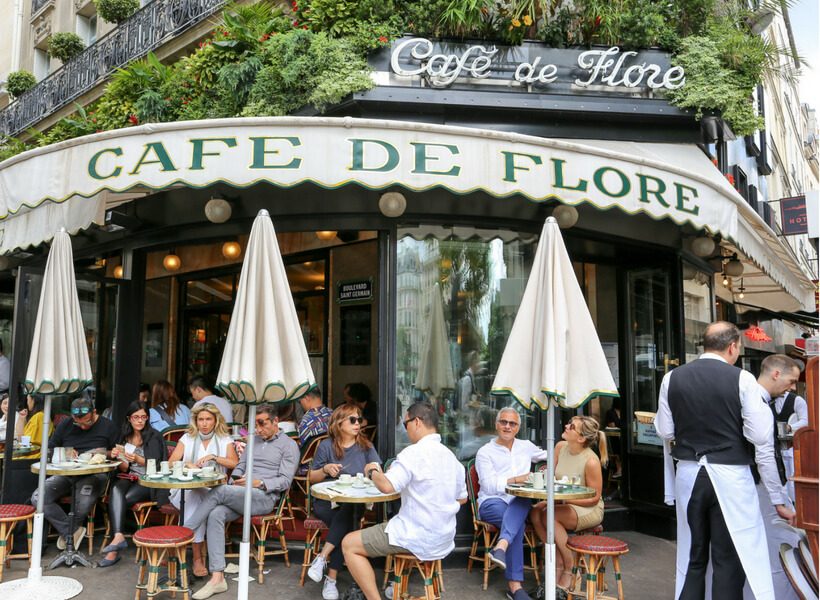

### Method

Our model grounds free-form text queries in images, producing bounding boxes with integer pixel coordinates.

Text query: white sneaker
[307,555,327,583]
[322,576,340,600]
[385,584,395,599]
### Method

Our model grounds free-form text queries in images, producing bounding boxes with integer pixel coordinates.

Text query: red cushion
[131,502,156,512]
[159,504,180,515]
[567,535,628,554]
[477,521,498,532]
[304,517,326,530]
[134,525,194,545]
[576,524,604,535]
[469,465,481,495]
[0,504,36,519]
[234,512,278,526]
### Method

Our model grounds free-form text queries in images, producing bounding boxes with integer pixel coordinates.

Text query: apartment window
[76,14,98,46]
[33,48,51,81]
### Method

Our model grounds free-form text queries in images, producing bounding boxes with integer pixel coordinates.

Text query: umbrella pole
[545,402,556,600]
[237,404,256,600]
[28,395,52,582]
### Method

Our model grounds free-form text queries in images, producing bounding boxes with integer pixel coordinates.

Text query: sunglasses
[498,419,519,428]
[73,416,94,427]
[347,416,364,425]
[71,407,91,415]
[403,417,416,430]
[567,422,577,430]
[255,418,271,427]
[130,414,149,421]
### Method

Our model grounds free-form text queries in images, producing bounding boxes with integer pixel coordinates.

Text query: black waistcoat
[776,393,796,423]
[668,358,752,465]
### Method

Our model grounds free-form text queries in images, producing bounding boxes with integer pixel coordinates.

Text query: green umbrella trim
[24,377,94,395]
[215,379,314,405]
[490,385,619,411]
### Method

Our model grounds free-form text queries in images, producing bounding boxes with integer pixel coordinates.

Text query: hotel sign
[780,196,808,235]
[387,37,684,93]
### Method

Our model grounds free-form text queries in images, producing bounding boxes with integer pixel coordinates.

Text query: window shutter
[76,15,90,46]
[33,49,51,81]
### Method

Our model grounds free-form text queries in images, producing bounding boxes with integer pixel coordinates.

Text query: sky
[790,0,819,107]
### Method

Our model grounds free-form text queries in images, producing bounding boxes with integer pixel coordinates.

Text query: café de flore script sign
[380,37,684,94]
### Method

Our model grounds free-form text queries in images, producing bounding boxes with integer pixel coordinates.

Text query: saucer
[336,480,353,487]
[173,475,194,481]
[352,483,367,489]
[196,472,217,478]
[52,462,80,469]
[146,473,164,479]
[366,487,382,495]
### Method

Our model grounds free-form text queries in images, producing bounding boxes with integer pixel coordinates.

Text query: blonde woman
[168,403,239,578]
[529,416,607,592]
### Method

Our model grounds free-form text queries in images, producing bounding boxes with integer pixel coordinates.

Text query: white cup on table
[160,460,171,475]
[146,459,157,476]
[532,472,546,490]
[20,436,31,447]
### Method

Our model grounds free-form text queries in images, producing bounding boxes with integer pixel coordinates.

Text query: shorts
[360,521,411,558]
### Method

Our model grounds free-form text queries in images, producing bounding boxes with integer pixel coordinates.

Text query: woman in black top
[101,400,168,567]
[306,404,380,598]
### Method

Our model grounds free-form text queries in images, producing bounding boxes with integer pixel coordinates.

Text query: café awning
[0,117,813,311]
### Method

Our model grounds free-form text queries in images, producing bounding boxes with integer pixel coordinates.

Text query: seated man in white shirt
[342,402,468,600]
[477,407,548,600]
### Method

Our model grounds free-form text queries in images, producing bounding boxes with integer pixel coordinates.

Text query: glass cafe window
[394,226,538,458]
[682,262,713,363]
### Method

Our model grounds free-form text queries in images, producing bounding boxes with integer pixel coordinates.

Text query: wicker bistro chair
[299,459,328,586]
[160,425,188,444]
[0,504,36,582]
[466,459,541,590]
[102,499,157,563]
[224,488,294,583]
[567,534,629,600]
[133,525,195,600]
[55,470,113,554]
[391,553,443,600]
[291,435,328,516]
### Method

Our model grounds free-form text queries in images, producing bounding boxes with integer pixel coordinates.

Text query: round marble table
[138,472,226,526]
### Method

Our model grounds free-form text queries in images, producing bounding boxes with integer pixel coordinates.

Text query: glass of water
[571,474,582,488]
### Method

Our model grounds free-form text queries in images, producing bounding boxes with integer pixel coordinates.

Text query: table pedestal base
[343,581,366,600]
[48,548,97,569]
[0,575,83,599]
[529,584,569,600]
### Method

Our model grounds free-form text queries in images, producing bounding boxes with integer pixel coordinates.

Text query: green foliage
[667,36,763,136]
[439,0,496,38]
[6,70,37,99]
[94,0,140,24]
[617,0,676,50]
[403,0,449,37]
[0,135,31,161]
[48,33,86,63]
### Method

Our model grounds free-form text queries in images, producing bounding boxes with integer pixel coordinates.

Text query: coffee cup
[532,472,546,490]
[172,461,184,477]
[146,459,157,476]
[20,435,31,447]
[338,474,352,485]
[78,452,93,463]
[52,447,64,463]
[356,473,365,486]
[160,461,171,475]
[202,465,215,477]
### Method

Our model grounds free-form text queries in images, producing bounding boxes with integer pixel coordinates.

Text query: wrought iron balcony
[1,0,226,138]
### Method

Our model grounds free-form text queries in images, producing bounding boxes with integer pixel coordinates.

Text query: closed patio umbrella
[0,228,91,598]
[215,209,315,600]
[415,283,456,401]
[490,216,618,600]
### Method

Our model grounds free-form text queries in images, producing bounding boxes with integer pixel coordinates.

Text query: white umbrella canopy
[415,282,456,400]
[215,209,315,600]
[490,216,618,600]
[1,228,90,597]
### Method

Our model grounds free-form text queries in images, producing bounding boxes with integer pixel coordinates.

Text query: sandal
[193,559,208,578]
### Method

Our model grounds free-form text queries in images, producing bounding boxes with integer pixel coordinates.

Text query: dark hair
[151,380,183,418]
[120,400,149,443]
[702,321,740,352]
[346,383,371,405]
[304,387,322,402]
[406,402,438,430]
[188,375,213,393]
[328,403,372,460]
[256,404,279,420]
[27,394,46,422]
[278,403,296,423]
[139,383,151,394]
[760,354,799,377]
[70,396,94,414]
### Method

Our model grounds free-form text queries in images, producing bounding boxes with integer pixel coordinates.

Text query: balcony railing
[1,0,226,138]
[31,0,51,16]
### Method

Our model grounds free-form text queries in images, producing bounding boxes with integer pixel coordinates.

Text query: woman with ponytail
[529,415,607,592]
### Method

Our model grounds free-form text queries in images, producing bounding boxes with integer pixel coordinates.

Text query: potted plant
[6,70,37,99]
[48,32,87,63]
[94,0,140,24]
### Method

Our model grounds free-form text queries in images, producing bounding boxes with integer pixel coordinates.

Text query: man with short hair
[655,321,788,600]
[33,397,119,550]
[342,402,467,600]
[743,355,800,600]
[186,404,299,599]
[345,382,377,427]
[189,375,233,427]
[476,407,548,600]
[297,387,332,446]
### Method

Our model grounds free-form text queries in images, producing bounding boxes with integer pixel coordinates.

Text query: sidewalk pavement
[2,530,676,599]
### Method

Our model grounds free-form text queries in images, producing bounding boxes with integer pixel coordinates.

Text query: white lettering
[391,37,497,87]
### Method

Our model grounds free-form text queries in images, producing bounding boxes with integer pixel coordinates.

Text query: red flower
[712,157,718,166]
[303,25,307,29]
[379,36,387,42]
[595,15,602,25]
[128,115,138,126]
[96,130,101,133]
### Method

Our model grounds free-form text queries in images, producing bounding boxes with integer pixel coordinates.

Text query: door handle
[664,354,680,373]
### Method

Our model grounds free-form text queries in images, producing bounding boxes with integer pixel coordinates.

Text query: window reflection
[395,227,538,458]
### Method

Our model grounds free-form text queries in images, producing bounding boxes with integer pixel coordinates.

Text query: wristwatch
[367,467,379,479]
[259,481,266,491]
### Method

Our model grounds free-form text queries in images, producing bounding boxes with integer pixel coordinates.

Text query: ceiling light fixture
[552,204,579,228]
[222,241,242,260]
[205,197,232,223]
[379,192,407,217]
[163,250,181,271]
[316,231,337,241]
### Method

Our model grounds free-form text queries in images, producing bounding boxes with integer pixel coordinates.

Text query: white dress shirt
[384,433,468,561]
[655,352,785,506]
[774,392,808,431]
[475,438,548,508]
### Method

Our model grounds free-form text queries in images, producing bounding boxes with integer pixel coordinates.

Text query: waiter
[773,382,808,503]
[655,321,792,600]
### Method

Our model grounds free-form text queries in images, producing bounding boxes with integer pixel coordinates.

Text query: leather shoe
[99,555,121,568]
[192,579,228,599]
[102,539,128,553]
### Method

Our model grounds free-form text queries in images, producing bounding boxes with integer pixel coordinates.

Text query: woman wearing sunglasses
[14,394,52,458]
[307,403,381,600]
[167,402,239,578]
[101,400,168,567]
[529,416,608,592]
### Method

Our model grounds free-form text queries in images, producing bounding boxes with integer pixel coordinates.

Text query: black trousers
[313,498,363,572]
[679,466,745,600]
[108,478,152,534]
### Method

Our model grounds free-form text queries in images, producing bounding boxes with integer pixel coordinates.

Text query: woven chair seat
[233,512,277,526]
[576,524,604,535]
[0,504,36,519]
[134,525,194,546]
[130,501,155,512]
[567,534,628,554]
[478,521,498,532]
[304,517,326,530]
[159,504,180,515]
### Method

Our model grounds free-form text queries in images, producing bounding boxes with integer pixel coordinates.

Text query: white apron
[673,459,774,600]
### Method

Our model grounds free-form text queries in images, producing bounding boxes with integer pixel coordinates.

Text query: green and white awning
[0,117,813,311]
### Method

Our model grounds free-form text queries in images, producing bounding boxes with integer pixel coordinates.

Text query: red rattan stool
[391,553,443,600]
[133,525,194,599]
[0,504,36,582]
[299,516,327,586]
[567,534,629,600]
